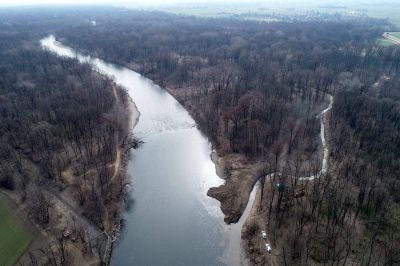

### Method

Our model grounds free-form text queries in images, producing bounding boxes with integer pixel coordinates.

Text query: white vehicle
[265,244,272,254]
[261,230,267,239]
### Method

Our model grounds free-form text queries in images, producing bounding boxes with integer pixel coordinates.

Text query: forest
[52,9,400,265]
[0,11,132,265]
[0,6,399,266]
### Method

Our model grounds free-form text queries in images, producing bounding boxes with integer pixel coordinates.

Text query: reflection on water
[41,35,246,266]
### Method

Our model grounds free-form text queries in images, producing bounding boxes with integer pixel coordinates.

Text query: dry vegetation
[0,15,135,264]
[1,7,399,265]
[54,9,400,265]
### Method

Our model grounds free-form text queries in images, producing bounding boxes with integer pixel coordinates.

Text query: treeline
[2,7,398,265]
[51,9,400,265]
[54,11,396,162]
[55,11,366,160]
[0,21,131,237]
[244,75,400,264]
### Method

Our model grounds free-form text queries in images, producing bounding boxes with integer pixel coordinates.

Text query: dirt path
[240,94,334,265]
[111,145,121,182]
[220,182,260,265]
[261,94,333,182]
[112,86,119,102]
[112,85,121,182]
[110,84,125,184]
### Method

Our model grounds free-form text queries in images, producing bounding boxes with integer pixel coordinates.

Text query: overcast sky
[0,0,383,8]
[0,0,179,6]
[0,0,268,7]
[0,0,235,6]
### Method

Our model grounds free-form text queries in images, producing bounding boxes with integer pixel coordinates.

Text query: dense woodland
[0,12,132,264]
[1,7,400,265]
[52,9,400,265]
[55,10,395,158]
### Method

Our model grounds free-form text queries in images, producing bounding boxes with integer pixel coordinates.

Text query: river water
[41,35,253,266]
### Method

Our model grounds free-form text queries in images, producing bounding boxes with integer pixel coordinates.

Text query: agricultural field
[378,37,396,46]
[389,32,400,38]
[132,0,400,26]
[0,195,34,266]
[135,1,400,48]
[379,32,400,46]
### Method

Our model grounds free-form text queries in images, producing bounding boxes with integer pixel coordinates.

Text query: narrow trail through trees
[260,94,334,182]
[110,86,122,184]
[239,94,334,263]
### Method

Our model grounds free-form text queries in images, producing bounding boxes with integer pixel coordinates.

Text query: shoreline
[114,68,263,263]
[145,80,265,226]
[106,86,141,261]
[46,38,332,265]
[40,35,256,265]
[6,47,139,264]
[106,65,262,265]
[109,63,335,266]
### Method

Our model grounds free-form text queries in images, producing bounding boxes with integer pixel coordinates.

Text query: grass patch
[378,32,400,46]
[149,1,400,27]
[377,37,396,46]
[388,32,400,38]
[0,195,34,266]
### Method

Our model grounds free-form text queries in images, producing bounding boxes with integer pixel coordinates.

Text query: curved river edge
[41,35,333,265]
[41,36,142,263]
[155,87,333,264]
[41,35,247,265]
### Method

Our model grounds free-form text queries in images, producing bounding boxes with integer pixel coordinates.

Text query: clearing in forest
[380,32,400,46]
[0,194,34,266]
[389,32,400,38]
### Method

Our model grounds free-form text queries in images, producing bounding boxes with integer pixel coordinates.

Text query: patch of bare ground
[208,153,265,224]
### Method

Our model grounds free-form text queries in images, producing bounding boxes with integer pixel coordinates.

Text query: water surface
[41,35,250,266]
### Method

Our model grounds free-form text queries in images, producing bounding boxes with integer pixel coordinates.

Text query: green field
[0,195,34,266]
[389,32,400,38]
[137,0,400,27]
[140,1,400,48]
[378,37,396,46]
[378,32,400,46]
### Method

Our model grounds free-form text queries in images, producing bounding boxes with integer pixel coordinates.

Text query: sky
[0,0,266,7]
[0,0,178,6]
[0,0,224,6]
[0,0,388,8]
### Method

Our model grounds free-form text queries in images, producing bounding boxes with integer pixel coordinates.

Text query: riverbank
[44,37,234,265]
[15,80,138,265]
[102,84,140,234]
[1,53,138,264]
[120,71,311,265]
[208,153,266,224]
[132,79,266,226]
[49,36,333,265]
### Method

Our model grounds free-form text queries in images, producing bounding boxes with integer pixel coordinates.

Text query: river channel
[41,35,252,266]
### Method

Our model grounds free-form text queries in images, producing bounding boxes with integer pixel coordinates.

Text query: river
[41,35,253,266]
